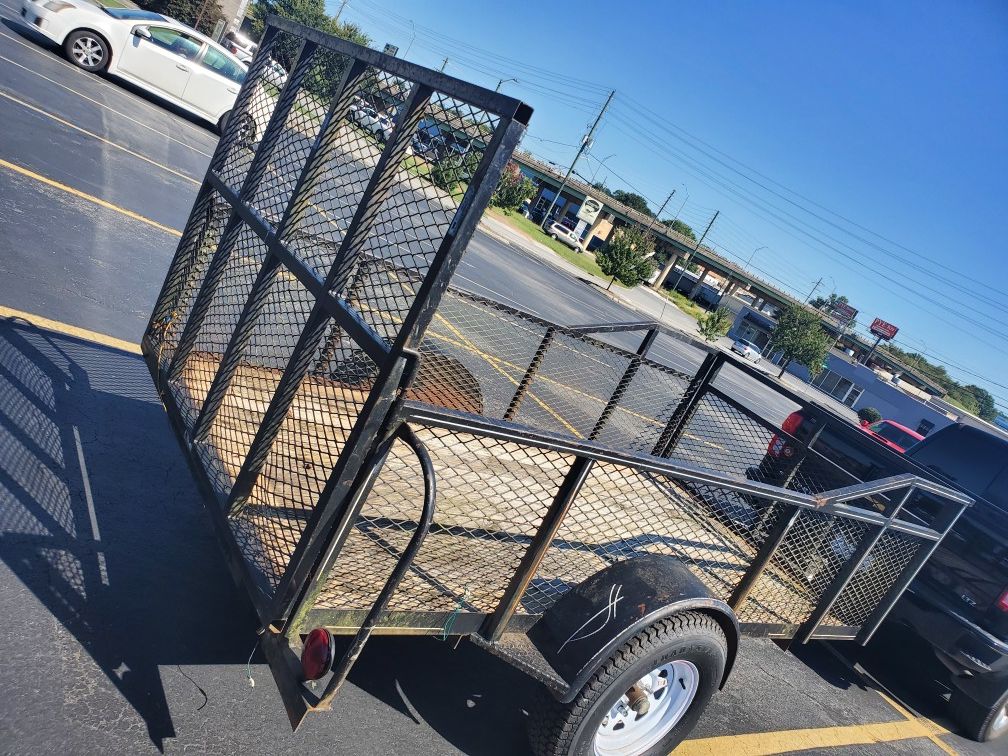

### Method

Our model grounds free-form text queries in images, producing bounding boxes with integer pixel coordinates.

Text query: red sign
[870,317,899,340]
[832,302,858,323]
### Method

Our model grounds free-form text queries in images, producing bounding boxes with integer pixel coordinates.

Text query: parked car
[20,1,254,136]
[730,338,762,363]
[752,414,1008,742]
[858,418,924,453]
[350,104,393,142]
[545,221,583,251]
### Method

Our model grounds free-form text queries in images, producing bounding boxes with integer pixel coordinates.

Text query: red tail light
[781,411,804,436]
[301,627,335,681]
[768,411,804,458]
[997,588,1008,613]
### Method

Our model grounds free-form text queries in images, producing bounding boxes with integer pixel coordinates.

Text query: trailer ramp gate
[142,17,972,728]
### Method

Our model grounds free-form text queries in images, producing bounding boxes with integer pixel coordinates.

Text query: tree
[963,385,997,422]
[611,190,652,216]
[595,226,655,291]
[696,307,731,343]
[857,406,882,425]
[591,180,611,195]
[246,0,369,47]
[662,218,696,241]
[491,161,536,212]
[770,304,832,379]
[811,292,850,316]
[137,0,223,34]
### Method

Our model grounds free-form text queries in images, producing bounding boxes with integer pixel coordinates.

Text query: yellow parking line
[0,88,201,185]
[676,716,949,756]
[0,157,183,237]
[0,305,141,354]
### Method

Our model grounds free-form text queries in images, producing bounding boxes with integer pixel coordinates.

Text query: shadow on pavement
[0,318,259,751]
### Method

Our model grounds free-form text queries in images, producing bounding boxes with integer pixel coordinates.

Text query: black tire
[64,30,110,72]
[218,110,256,146]
[950,686,1008,743]
[528,612,727,756]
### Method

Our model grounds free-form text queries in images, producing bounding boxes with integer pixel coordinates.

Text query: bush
[491,161,536,212]
[857,407,882,425]
[697,307,731,342]
[596,226,655,290]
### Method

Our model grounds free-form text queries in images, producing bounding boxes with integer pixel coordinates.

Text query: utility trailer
[142,17,972,755]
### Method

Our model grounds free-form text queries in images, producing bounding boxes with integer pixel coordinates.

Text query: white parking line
[0,24,215,157]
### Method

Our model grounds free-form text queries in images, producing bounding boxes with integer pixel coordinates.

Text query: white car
[731,338,762,363]
[350,104,394,142]
[21,1,254,135]
[546,221,584,251]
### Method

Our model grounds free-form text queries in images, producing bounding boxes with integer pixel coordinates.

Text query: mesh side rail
[346,404,968,638]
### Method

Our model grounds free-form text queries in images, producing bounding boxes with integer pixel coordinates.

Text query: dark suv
[752,417,1008,742]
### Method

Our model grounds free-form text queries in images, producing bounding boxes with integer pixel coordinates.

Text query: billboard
[832,301,858,323]
[870,317,899,340]
[577,196,603,224]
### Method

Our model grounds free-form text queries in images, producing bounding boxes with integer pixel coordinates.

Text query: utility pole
[804,277,824,304]
[334,0,349,21]
[495,77,518,91]
[439,57,449,72]
[643,190,675,234]
[540,90,616,227]
[660,210,718,292]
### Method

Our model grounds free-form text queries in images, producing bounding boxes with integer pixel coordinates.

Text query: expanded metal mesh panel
[148,190,232,371]
[143,18,529,602]
[408,290,692,449]
[524,461,775,616]
[831,531,921,627]
[735,511,868,627]
[315,425,572,613]
[593,363,690,454]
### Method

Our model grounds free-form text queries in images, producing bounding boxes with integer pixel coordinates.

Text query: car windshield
[103,8,165,20]
[869,422,919,449]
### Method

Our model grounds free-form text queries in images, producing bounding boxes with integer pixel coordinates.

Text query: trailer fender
[527,554,738,703]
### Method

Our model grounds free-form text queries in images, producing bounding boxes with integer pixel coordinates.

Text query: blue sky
[330,0,1008,411]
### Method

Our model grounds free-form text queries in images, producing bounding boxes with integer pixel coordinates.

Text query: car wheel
[528,612,726,756]
[218,110,256,147]
[64,30,110,72]
[550,233,558,240]
[950,687,1008,742]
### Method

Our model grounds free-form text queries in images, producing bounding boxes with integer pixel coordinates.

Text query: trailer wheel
[528,612,726,756]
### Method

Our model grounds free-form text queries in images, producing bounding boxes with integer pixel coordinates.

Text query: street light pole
[747,245,767,266]
[668,210,719,292]
[643,190,675,234]
[403,20,415,57]
[540,90,616,227]
[589,153,616,182]
[495,77,518,91]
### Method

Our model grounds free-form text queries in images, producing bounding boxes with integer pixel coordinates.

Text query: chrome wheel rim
[72,37,103,67]
[593,660,699,755]
[992,701,1008,736]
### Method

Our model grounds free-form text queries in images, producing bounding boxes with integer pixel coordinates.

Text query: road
[0,8,995,755]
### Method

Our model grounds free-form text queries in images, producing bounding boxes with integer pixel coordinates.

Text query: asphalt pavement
[0,7,997,755]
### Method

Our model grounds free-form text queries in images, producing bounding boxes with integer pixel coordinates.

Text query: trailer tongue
[142,16,972,755]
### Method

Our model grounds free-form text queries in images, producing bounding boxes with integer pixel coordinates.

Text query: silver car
[546,222,584,251]
[731,338,762,363]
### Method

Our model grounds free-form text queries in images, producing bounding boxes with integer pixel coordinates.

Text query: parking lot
[0,7,1000,755]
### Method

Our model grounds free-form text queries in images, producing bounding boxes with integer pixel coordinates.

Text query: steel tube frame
[795,485,917,644]
[652,351,723,457]
[315,425,436,709]
[589,327,658,440]
[480,456,596,641]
